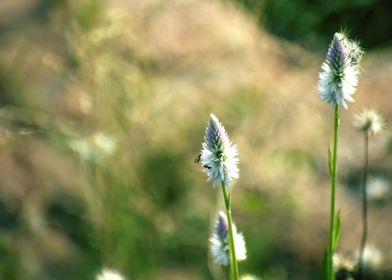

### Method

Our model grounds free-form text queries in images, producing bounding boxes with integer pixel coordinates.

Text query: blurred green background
[1,0,392,279]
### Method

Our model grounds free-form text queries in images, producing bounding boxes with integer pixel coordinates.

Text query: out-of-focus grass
[0,0,392,279]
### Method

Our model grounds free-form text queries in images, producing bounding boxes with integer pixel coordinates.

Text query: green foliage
[328,146,333,176]
[139,150,190,209]
[0,236,23,280]
[322,249,328,280]
[233,0,392,49]
[332,211,341,252]
[76,0,104,30]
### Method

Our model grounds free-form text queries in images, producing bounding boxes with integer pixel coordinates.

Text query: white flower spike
[332,253,355,272]
[96,268,126,280]
[200,114,239,187]
[318,32,363,109]
[240,275,261,280]
[209,211,246,265]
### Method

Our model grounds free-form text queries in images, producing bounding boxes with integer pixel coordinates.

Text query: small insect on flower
[194,154,212,169]
[194,154,201,163]
[209,211,246,265]
[354,109,384,136]
[200,114,239,188]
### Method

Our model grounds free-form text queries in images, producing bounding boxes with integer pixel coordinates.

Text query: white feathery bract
[96,268,126,280]
[354,109,384,135]
[209,211,246,265]
[201,114,239,188]
[332,253,355,272]
[318,32,363,109]
[240,275,261,280]
[358,245,384,268]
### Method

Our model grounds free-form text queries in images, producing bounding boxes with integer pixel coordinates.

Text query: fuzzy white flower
[354,109,384,135]
[318,32,363,109]
[200,114,239,187]
[240,275,261,280]
[93,132,117,155]
[358,245,383,268]
[332,253,355,272]
[367,176,389,200]
[69,132,117,161]
[209,211,246,265]
[96,268,126,280]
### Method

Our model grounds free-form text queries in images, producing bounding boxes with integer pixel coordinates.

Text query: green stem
[221,182,239,280]
[358,132,369,279]
[328,105,339,280]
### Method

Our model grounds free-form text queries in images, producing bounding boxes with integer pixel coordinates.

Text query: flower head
[96,268,126,280]
[333,253,355,272]
[240,275,261,280]
[332,253,355,280]
[209,211,246,265]
[318,32,363,109]
[354,109,384,135]
[200,114,239,187]
[358,245,383,268]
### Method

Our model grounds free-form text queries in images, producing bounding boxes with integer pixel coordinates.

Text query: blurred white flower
[359,245,383,268]
[96,268,126,280]
[69,138,94,161]
[240,275,261,280]
[201,114,239,187]
[332,253,355,272]
[210,211,246,265]
[354,109,384,135]
[69,132,117,161]
[93,132,117,155]
[367,176,390,200]
[318,32,363,109]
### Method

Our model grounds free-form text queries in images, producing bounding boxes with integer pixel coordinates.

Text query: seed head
[333,253,355,272]
[354,109,384,135]
[359,245,383,268]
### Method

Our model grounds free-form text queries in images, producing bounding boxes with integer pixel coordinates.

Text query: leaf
[322,250,327,280]
[328,146,333,176]
[322,249,330,280]
[332,211,341,252]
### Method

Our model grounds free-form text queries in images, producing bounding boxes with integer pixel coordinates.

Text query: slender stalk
[358,132,369,279]
[328,105,340,280]
[221,182,239,280]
